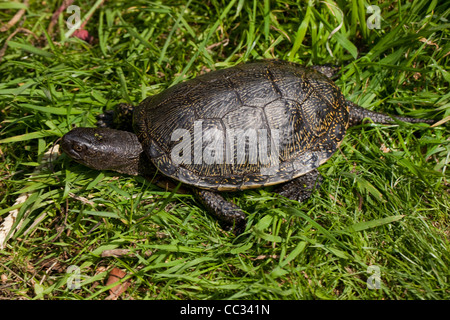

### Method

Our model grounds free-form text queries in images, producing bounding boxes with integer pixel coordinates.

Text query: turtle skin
[62,60,433,234]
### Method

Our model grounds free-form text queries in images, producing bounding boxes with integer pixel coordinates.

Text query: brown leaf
[101,249,132,258]
[105,268,130,300]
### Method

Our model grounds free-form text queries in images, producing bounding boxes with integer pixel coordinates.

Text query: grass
[0,0,449,300]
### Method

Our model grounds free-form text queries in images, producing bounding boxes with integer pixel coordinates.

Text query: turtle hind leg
[273,169,323,202]
[194,189,247,235]
[97,103,135,131]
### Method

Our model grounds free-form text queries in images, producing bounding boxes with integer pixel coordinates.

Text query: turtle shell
[133,60,349,191]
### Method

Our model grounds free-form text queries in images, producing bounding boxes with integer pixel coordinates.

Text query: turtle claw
[194,189,247,235]
[96,110,115,128]
[96,103,135,131]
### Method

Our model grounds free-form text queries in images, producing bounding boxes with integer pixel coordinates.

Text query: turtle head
[61,127,144,175]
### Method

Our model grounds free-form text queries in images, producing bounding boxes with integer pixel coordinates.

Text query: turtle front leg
[273,169,322,202]
[97,103,135,131]
[194,189,247,234]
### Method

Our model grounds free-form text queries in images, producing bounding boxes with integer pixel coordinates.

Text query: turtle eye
[73,143,85,152]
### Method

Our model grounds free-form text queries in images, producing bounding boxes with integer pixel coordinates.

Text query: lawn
[0,0,448,300]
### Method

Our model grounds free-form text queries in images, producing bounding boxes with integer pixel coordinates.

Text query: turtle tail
[347,101,434,127]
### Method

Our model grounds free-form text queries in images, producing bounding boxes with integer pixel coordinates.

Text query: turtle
[61,60,433,234]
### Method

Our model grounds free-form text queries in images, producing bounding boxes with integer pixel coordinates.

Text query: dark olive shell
[133,60,349,191]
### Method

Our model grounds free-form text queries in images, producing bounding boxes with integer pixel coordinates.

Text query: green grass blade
[344,215,405,233]
[7,41,54,58]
